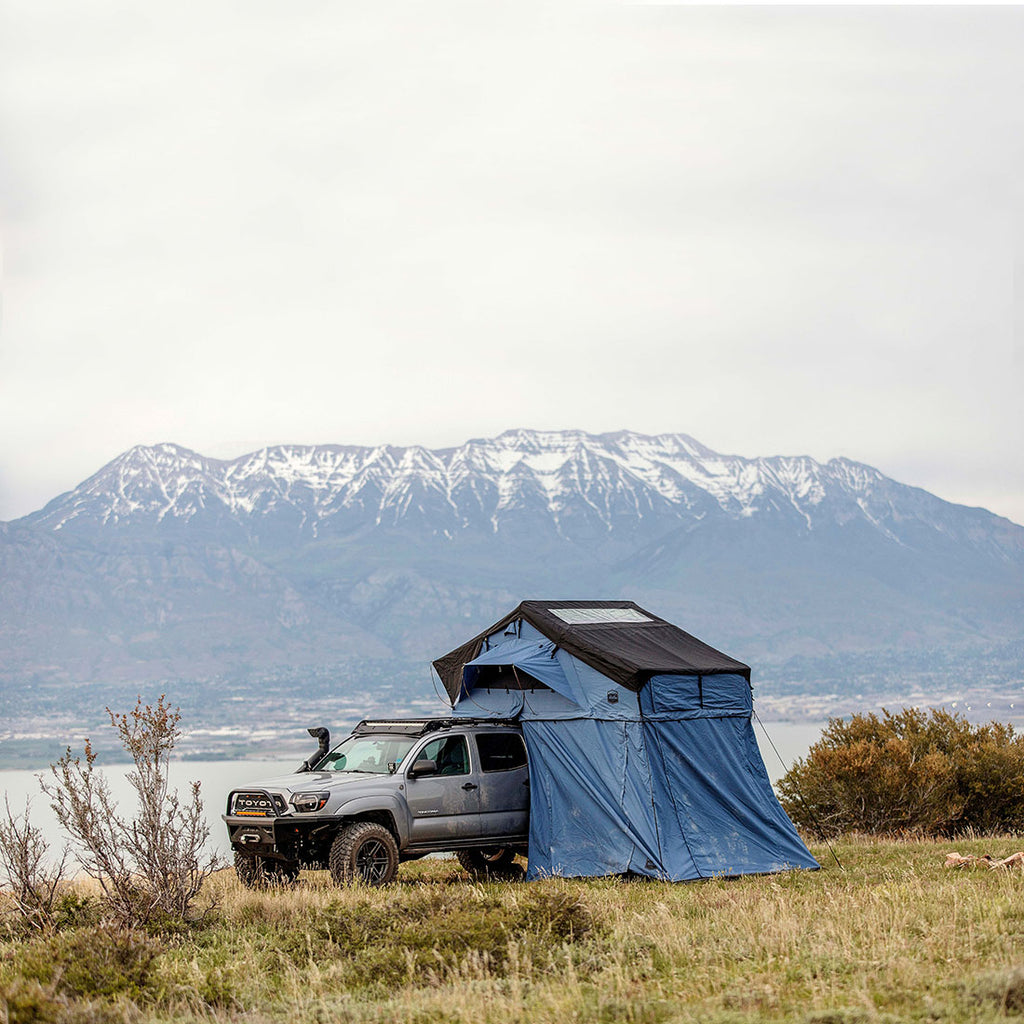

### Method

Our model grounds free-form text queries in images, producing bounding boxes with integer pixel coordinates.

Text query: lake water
[0,721,823,863]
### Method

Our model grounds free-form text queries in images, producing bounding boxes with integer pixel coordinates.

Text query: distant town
[3,659,1022,770]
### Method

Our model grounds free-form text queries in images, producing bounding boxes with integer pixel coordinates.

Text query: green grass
[4,837,1024,1023]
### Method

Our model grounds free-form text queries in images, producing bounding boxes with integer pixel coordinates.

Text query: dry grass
[5,837,1024,1023]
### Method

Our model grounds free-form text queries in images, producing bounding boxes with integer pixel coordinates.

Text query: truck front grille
[230,791,285,817]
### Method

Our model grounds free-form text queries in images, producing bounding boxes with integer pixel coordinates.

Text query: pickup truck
[223,718,529,886]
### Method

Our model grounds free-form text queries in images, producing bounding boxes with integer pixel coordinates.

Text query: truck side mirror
[409,758,437,778]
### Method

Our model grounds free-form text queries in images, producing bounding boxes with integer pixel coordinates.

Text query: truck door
[404,734,481,843]
[474,732,529,838]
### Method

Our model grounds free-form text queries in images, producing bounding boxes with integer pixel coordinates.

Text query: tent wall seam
[647,715,703,879]
[637,695,668,878]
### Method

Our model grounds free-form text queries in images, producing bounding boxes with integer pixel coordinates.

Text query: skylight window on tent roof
[550,607,654,625]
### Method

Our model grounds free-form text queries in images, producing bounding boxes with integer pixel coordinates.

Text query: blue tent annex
[433,600,818,881]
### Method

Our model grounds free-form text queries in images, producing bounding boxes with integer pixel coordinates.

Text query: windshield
[315,734,419,774]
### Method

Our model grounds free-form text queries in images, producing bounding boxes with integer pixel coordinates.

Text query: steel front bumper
[224,788,300,857]
[223,815,280,853]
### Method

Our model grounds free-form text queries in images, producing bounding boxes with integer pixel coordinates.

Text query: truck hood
[233,771,394,794]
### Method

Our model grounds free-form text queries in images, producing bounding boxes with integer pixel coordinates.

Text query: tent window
[549,607,653,624]
[473,665,551,692]
[475,733,528,773]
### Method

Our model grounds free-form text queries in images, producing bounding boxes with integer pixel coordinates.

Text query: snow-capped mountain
[3,429,1023,695]
[24,430,1024,560]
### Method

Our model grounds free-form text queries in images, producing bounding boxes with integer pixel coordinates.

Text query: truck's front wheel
[329,822,399,886]
[234,851,300,889]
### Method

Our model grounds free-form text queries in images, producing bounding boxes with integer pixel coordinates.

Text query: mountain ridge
[22,430,1023,556]
[3,429,1022,706]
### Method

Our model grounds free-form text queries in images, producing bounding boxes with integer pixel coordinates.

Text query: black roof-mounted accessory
[352,718,521,737]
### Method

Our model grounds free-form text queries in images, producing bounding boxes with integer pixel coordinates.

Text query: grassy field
[4,836,1024,1023]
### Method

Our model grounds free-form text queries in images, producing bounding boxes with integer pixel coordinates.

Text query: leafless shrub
[42,695,219,925]
[0,796,68,930]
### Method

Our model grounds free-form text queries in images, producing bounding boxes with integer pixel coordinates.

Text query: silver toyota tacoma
[223,718,529,886]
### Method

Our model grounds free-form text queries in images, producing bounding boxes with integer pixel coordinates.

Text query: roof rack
[352,717,520,736]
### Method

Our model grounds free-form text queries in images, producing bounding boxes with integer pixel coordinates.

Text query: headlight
[291,791,330,813]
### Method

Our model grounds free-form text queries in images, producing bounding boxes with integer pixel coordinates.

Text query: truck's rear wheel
[234,851,299,889]
[456,846,522,879]
[329,822,399,886]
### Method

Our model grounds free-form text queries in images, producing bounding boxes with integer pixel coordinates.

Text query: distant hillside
[2,429,1022,698]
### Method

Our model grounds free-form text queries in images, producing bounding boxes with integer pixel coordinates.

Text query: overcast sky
[1,4,1022,524]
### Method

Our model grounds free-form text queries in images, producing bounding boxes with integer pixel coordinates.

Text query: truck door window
[476,734,527,772]
[419,736,469,776]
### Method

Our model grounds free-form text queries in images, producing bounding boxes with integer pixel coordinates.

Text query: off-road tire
[328,822,399,886]
[456,846,522,879]
[234,851,299,889]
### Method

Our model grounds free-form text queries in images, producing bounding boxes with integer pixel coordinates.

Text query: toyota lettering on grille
[234,793,276,817]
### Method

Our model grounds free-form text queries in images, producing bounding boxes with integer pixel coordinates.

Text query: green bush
[306,884,599,991]
[0,977,127,1024]
[777,708,1024,837]
[13,926,163,1000]
[0,978,64,1024]
[210,882,601,999]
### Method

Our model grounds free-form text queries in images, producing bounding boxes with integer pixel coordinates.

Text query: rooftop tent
[433,600,818,881]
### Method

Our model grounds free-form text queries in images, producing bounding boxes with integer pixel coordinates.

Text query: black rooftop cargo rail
[352,718,521,736]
